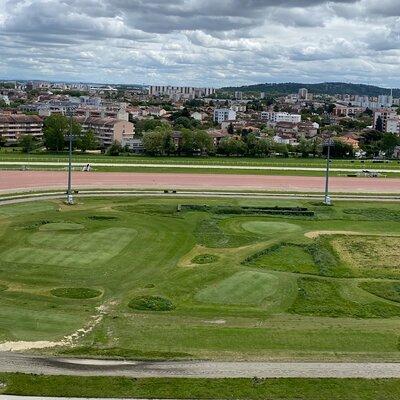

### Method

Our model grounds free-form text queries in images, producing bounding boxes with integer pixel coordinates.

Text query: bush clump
[87,215,118,221]
[129,295,175,311]
[51,287,102,299]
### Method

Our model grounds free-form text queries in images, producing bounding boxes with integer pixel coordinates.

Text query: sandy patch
[305,230,366,239]
[0,300,117,352]
[203,319,226,325]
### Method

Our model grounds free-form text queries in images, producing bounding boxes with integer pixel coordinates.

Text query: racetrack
[1,171,400,193]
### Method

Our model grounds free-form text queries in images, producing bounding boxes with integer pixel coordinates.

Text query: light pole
[66,113,74,205]
[324,138,334,205]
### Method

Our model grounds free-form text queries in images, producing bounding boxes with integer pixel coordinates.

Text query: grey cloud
[1,0,400,87]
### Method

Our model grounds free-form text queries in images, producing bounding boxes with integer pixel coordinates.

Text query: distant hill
[221,82,400,97]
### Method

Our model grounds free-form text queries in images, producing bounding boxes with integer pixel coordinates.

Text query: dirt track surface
[1,171,400,193]
[1,353,400,378]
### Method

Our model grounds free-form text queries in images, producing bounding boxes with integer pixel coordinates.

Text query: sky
[0,0,399,87]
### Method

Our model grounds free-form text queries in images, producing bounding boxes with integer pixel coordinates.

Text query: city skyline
[0,1,399,87]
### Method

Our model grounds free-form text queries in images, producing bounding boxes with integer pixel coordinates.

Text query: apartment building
[0,113,43,143]
[213,108,237,124]
[374,109,400,133]
[74,116,134,147]
[333,105,364,117]
[149,85,215,98]
[261,111,301,124]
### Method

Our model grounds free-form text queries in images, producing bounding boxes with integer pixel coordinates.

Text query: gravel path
[0,353,400,378]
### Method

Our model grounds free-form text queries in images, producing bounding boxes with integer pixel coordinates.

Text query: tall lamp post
[324,138,334,205]
[66,112,74,205]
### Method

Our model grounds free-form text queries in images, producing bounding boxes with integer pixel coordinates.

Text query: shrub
[129,295,175,311]
[51,287,102,299]
[87,215,118,221]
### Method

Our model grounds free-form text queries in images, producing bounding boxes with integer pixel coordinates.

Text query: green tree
[375,116,383,132]
[77,130,98,153]
[142,125,174,156]
[298,137,311,157]
[135,119,166,136]
[43,114,69,151]
[142,131,164,155]
[254,138,272,157]
[227,123,235,135]
[18,134,37,153]
[43,114,80,151]
[218,137,247,156]
[107,141,123,156]
[0,135,6,147]
[323,140,354,158]
[194,130,213,155]
[381,133,400,157]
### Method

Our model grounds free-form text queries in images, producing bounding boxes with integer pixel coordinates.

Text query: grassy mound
[191,254,219,264]
[360,281,400,303]
[244,240,347,277]
[40,222,84,231]
[245,244,318,275]
[51,287,102,299]
[289,277,400,318]
[129,296,175,311]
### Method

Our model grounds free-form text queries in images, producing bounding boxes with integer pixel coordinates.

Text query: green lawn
[1,152,400,176]
[1,374,400,399]
[0,197,400,361]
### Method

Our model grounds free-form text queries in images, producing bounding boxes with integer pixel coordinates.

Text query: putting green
[3,228,136,266]
[195,271,293,307]
[241,221,300,235]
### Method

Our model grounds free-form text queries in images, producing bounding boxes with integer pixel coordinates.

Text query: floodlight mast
[324,138,334,205]
[67,113,74,205]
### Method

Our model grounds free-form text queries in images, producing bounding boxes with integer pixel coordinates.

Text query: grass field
[0,196,400,361]
[1,152,400,176]
[1,374,400,399]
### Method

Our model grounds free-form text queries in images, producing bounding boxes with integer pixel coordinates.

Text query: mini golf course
[0,197,400,362]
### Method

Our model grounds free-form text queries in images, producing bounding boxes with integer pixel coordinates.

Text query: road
[0,353,400,378]
[1,171,400,193]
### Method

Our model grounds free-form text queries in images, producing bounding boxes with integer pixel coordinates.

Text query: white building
[0,95,10,106]
[190,111,203,121]
[261,111,301,124]
[213,108,237,124]
[374,109,400,133]
[386,118,400,134]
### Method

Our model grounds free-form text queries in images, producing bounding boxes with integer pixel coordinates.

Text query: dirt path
[305,231,400,239]
[0,353,400,378]
[1,171,400,193]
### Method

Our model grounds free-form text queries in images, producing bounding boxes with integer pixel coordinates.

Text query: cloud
[0,0,399,87]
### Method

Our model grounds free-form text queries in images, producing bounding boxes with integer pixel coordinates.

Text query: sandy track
[0,353,400,378]
[1,171,400,193]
